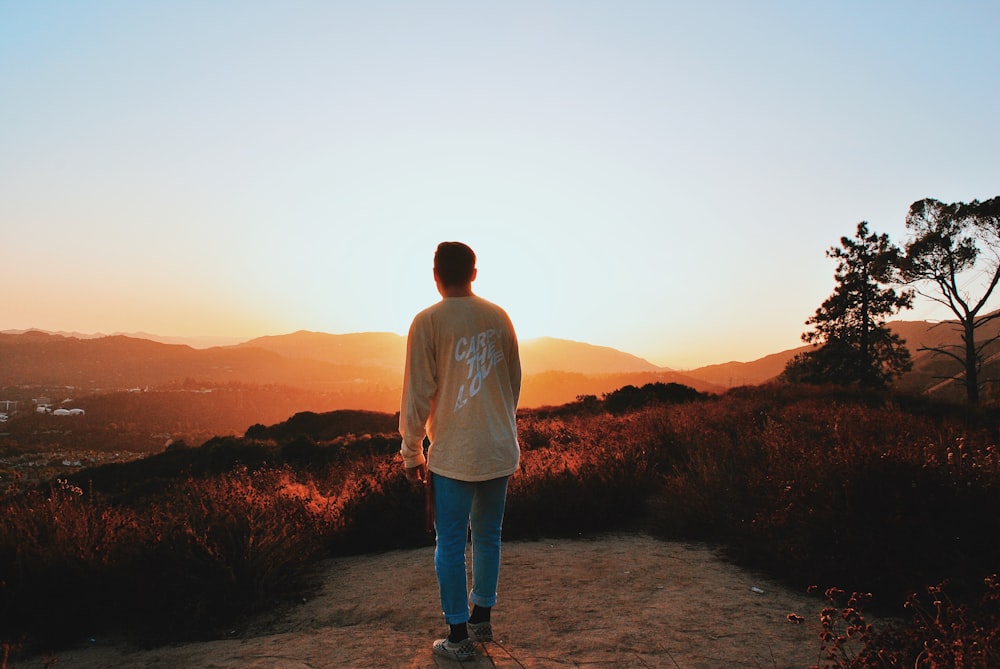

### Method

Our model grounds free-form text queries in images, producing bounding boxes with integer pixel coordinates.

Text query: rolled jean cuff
[469,592,497,609]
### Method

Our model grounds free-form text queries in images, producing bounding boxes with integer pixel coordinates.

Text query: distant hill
[888,315,1000,355]
[237,331,405,370]
[0,331,398,392]
[0,330,699,411]
[8,315,1000,458]
[0,328,243,348]
[684,348,808,388]
[681,311,1000,397]
[6,312,1000,412]
[887,314,1000,401]
[0,330,725,453]
[235,331,665,377]
[520,337,663,375]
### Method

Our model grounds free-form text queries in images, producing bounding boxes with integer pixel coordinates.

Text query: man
[399,241,521,662]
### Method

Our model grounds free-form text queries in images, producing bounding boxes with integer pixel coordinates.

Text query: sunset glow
[2,2,998,369]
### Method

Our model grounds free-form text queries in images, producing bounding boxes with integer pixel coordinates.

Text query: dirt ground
[17,534,843,669]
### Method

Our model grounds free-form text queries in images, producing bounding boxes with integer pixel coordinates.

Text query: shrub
[3,383,1000,663]
[646,385,1000,608]
[808,577,1000,668]
[1,467,332,648]
[506,411,658,538]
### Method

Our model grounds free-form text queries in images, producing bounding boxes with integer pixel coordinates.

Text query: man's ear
[470,268,478,282]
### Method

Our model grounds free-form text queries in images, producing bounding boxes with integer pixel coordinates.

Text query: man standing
[400,241,521,662]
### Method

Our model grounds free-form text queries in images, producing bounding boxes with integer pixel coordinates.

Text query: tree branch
[918,345,967,366]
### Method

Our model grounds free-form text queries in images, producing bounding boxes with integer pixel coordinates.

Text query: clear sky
[2,1,998,369]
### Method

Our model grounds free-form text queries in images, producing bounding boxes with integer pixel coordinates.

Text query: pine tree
[783,221,913,388]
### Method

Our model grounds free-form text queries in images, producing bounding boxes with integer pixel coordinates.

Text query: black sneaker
[467,620,493,642]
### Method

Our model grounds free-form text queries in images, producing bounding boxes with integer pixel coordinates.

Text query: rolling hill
[235,331,665,377]
[0,330,722,455]
[5,310,1000,413]
[4,314,1000,457]
[0,330,721,409]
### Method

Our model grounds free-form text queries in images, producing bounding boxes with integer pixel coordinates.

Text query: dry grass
[2,383,999,666]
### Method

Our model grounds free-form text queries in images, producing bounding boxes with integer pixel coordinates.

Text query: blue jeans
[432,473,510,624]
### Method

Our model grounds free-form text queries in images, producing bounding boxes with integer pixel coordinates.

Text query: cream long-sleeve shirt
[399,295,521,482]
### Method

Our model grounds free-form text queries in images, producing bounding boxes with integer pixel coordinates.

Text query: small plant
[807,577,1000,668]
[810,587,884,668]
[899,576,1000,668]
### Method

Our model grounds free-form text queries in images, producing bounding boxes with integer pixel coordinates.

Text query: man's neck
[440,284,474,298]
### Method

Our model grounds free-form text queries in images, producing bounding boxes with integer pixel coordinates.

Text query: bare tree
[898,196,1000,403]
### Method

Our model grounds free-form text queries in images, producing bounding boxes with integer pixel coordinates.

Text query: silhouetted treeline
[523,381,708,418]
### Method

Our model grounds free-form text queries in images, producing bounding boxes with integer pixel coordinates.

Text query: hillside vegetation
[2,382,999,667]
[6,315,1000,461]
[0,331,721,458]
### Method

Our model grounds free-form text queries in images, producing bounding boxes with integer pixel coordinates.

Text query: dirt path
[18,534,835,668]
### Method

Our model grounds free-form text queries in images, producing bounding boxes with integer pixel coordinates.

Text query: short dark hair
[434,242,476,287]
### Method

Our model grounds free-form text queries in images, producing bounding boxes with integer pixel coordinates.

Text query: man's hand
[405,463,427,485]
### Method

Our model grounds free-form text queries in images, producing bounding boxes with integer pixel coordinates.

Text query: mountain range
[0,329,720,411]
[3,317,999,457]
[4,312,999,410]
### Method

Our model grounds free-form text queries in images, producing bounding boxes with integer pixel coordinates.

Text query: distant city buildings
[52,408,86,416]
[0,398,86,416]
